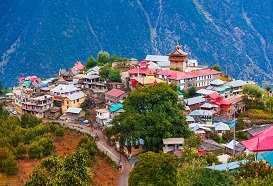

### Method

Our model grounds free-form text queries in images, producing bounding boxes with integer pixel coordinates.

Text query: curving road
[50,120,132,186]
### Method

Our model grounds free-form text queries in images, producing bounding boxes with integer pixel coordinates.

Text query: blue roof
[206,160,247,171]
[110,103,123,112]
[257,151,273,166]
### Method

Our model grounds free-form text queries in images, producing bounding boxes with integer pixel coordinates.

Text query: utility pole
[233,106,236,156]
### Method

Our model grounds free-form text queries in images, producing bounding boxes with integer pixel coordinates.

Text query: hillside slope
[1,0,273,86]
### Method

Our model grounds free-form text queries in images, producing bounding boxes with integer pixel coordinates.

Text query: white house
[95,108,110,126]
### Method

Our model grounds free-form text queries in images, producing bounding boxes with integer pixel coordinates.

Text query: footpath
[53,120,132,186]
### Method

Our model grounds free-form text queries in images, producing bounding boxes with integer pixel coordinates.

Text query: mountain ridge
[1,0,273,87]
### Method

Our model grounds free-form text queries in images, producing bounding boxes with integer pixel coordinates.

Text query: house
[50,84,80,107]
[189,123,213,138]
[21,95,54,118]
[204,92,233,116]
[226,80,247,97]
[68,61,85,76]
[186,116,195,124]
[81,74,100,89]
[196,89,217,96]
[13,76,46,113]
[245,124,272,139]
[65,107,85,121]
[206,79,231,98]
[47,107,62,120]
[200,138,223,152]
[128,60,156,79]
[122,138,145,157]
[206,160,247,172]
[95,108,110,126]
[224,140,245,155]
[157,69,221,90]
[214,122,230,136]
[62,91,86,114]
[183,96,206,111]
[109,103,125,117]
[200,103,220,113]
[145,55,170,69]
[130,76,164,90]
[58,69,73,81]
[162,138,184,153]
[257,151,273,166]
[189,110,214,125]
[105,88,126,104]
[241,135,273,153]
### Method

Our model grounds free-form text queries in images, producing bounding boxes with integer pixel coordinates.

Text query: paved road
[50,120,132,186]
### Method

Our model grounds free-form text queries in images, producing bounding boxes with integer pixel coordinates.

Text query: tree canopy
[211,64,221,71]
[129,152,179,186]
[242,84,265,109]
[24,149,91,186]
[111,83,190,152]
[108,68,121,82]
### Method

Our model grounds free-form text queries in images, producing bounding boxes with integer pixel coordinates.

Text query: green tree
[0,147,18,175]
[85,56,97,69]
[99,63,111,81]
[187,86,197,98]
[21,113,42,128]
[178,159,207,186]
[77,135,97,157]
[242,84,264,108]
[111,83,190,152]
[108,68,121,82]
[0,102,9,119]
[25,150,91,186]
[129,152,179,186]
[211,64,221,71]
[184,133,202,149]
[55,127,65,137]
[15,142,27,159]
[234,160,273,180]
[97,51,110,64]
[193,169,235,186]
[109,54,119,62]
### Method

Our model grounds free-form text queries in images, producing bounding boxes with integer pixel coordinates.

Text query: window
[77,99,79,102]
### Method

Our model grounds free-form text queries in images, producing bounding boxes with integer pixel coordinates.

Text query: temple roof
[168,45,188,56]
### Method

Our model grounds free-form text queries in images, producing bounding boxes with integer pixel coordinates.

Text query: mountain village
[1,45,273,185]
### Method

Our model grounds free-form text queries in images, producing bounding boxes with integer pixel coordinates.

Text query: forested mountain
[1,0,273,87]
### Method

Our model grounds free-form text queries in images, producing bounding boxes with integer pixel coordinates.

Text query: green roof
[110,103,123,112]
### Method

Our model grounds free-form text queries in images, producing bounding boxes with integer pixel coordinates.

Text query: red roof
[214,99,232,106]
[204,92,222,100]
[106,88,125,98]
[157,69,221,80]
[253,126,273,139]
[138,60,149,68]
[74,61,85,71]
[128,68,156,75]
[241,135,273,152]
[18,76,26,82]
[25,76,39,82]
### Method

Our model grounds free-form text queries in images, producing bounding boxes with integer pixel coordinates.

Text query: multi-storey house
[157,69,221,90]
[21,95,54,118]
[62,91,86,114]
[50,84,86,114]
[13,76,46,113]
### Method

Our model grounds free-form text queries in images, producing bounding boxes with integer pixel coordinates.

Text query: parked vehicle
[80,120,89,125]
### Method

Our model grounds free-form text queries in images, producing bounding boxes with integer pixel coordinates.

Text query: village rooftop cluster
[3,45,273,168]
